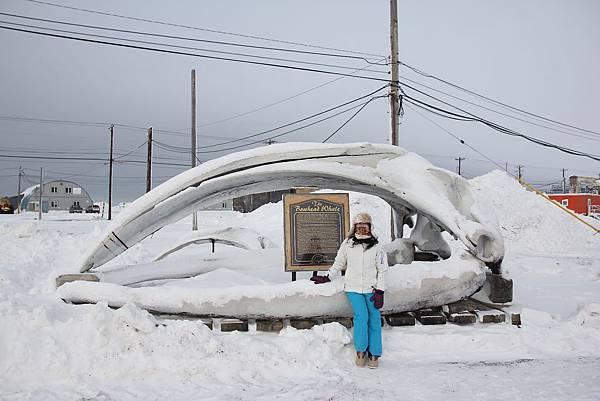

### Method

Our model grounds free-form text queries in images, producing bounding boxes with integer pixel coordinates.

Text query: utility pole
[389,0,399,146]
[146,126,153,193]
[108,124,114,220]
[517,165,523,180]
[38,167,43,220]
[17,166,22,213]
[562,168,567,193]
[389,0,399,241]
[191,69,198,230]
[455,157,465,176]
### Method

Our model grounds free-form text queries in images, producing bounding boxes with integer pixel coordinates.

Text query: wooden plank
[323,318,353,328]
[256,320,284,332]
[290,318,320,330]
[446,312,477,324]
[220,319,249,332]
[385,313,416,326]
[414,308,446,325]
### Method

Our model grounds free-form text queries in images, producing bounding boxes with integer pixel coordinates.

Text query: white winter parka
[328,238,389,293]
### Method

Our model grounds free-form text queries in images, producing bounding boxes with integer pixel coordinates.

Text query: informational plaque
[284,193,350,272]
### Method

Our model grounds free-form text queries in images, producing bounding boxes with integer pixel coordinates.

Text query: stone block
[487,274,513,303]
[256,319,284,332]
[385,313,416,326]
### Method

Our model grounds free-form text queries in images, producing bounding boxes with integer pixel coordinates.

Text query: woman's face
[355,223,371,236]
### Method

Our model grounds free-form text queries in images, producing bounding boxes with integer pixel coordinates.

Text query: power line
[400,84,600,161]
[404,103,506,172]
[0,19,389,74]
[398,74,600,142]
[22,0,385,59]
[198,57,389,128]
[196,99,380,154]
[399,61,600,137]
[322,96,385,143]
[0,12,386,65]
[0,25,391,83]
[196,85,389,150]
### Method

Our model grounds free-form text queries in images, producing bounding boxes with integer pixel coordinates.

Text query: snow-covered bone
[410,214,452,259]
[153,227,275,262]
[60,250,486,318]
[80,143,504,272]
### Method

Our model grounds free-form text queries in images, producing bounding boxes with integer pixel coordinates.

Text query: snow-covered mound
[1,168,599,400]
[470,171,598,255]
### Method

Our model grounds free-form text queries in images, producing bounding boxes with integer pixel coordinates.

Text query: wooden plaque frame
[283,193,350,272]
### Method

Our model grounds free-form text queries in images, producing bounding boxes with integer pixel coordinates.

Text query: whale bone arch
[80,142,504,272]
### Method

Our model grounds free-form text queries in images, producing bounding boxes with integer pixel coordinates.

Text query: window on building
[50,200,59,208]
[51,186,58,193]
[561,199,569,207]
[65,187,72,194]
[73,201,80,206]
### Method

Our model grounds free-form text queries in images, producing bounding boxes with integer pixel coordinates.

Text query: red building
[548,194,600,215]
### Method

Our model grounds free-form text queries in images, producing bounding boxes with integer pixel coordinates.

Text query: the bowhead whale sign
[283,193,350,272]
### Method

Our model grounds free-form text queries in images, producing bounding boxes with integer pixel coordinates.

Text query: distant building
[548,194,600,216]
[569,175,600,194]
[12,180,93,212]
[201,199,233,211]
[233,187,316,213]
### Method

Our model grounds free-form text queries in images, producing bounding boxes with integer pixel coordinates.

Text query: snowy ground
[1,171,600,400]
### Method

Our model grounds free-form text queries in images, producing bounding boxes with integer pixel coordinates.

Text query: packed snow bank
[1,168,600,400]
[470,170,599,255]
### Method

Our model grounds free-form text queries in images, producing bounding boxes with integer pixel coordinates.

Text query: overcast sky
[1,0,599,202]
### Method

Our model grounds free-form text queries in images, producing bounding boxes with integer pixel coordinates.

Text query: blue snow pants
[346,292,382,357]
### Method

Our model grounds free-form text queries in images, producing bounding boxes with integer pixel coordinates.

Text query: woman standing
[311,213,388,368]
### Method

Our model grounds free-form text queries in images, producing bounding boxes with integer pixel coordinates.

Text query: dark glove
[310,275,331,284]
[370,289,384,309]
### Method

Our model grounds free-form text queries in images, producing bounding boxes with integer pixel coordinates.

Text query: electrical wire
[322,95,385,143]
[196,100,378,154]
[0,12,386,65]
[399,61,600,137]
[398,74,600,142]
[400,84,600,162]
[22,0,385,59]
[0,19,389,74]
[198,56,389,128]
[0,25,391,83]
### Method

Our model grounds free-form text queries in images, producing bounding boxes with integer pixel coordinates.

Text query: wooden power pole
[191,69,198,230]
[146,126,153,193]
[562,168,567,193]
[456,157,465,176]
[38,167,43,220]
[389,0,400,241]
[389,0,400,146]
[108,124,114,220]
[17,166,22,213]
